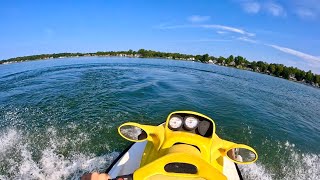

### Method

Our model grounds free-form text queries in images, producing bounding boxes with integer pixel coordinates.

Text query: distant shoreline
[1,49,319,89]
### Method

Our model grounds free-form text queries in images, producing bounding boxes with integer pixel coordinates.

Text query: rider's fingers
[81,173,93,180]
[91,172,99,180]
[98,173,111,180]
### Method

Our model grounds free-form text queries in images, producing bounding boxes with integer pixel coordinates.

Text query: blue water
[0,57,319,179]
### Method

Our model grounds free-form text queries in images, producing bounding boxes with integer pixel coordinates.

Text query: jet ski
[105,111,258,180]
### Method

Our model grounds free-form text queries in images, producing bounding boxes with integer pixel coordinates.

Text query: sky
[0,0,319,73]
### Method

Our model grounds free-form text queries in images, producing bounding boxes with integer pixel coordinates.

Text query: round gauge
[184,116,199,130]
[168,115,183,130]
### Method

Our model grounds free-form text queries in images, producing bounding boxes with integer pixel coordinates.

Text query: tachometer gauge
[168,115,183,130]
[184,116,199,130]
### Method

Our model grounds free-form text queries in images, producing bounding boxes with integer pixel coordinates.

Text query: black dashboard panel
[167,113,213,137]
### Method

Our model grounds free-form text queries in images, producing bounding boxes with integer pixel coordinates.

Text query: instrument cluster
[167,113,213,137]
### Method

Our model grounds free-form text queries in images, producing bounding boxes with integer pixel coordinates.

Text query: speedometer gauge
[168,115,183,130]
[184,116,199,130]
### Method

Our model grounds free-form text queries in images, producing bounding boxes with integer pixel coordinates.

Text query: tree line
[135,49,320,86]
[1,49,319,87]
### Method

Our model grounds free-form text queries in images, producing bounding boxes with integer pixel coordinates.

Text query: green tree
[305,70,314,83]
[257,61,268,72]
[281,67,291,79]
[217,56,225,64]
[200,54,209,63]
[137,49,145,56]
[234,56,244,66]
[250,61,258,71]
[195,55,202,61]
[268,64,276,74]
[274,65,284,77]
[314,75,320,84]
[225,55,234,65]
[295,70,306,81]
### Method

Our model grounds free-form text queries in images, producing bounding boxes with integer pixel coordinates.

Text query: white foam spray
[239,141,320,180]
[0,128,118,180]
[0,127,319,179]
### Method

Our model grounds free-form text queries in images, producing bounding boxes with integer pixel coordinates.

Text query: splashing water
[0,128,118,180]
[240,141,320,180]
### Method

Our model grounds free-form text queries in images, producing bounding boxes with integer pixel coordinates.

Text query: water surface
[0,57,319,179]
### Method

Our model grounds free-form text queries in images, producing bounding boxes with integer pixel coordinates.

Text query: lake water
[0,57,319,179]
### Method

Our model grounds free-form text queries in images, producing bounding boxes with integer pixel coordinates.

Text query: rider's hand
[81,172,111,180]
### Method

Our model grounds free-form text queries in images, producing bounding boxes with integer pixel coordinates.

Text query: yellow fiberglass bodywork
[118,111,258,180]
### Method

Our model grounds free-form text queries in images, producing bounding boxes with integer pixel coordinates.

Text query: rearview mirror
[226,145,257,164]
[119,124,148,142]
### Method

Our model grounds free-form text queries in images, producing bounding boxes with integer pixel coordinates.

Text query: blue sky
[1,0,319,73]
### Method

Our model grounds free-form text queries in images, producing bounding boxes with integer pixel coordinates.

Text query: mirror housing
[224,144,258,164]
[119,123,148,142]
[118,122,165,148]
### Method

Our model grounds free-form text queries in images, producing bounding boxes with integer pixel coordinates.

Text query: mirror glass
[119,125,147,141]
[227,148,256,163]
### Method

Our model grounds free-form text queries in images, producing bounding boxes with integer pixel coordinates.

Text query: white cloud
[238,0,320,20]
[242,1,261,14]
[265,2,286,17]
[156,23,255,37]
[187,15,211,23]
[268,44,320,63]
[293,0,320,19]
[238,1,286,17]
[201,24,255,37]
[217,31,228,34]
[238,37,257,43]
[295,8,317,19]
[157,16,255,37]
